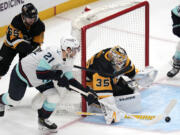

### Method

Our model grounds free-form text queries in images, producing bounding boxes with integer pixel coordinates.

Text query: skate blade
[39,126,58,134]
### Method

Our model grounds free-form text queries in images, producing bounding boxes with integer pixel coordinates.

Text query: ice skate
[38,118,58,133]
[167,68,179,77]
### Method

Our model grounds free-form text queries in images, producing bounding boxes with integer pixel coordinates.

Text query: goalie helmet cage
[80,1,149,112]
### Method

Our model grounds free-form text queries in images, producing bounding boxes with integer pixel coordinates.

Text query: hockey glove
[84,87,99,105]
[57,75,70,90]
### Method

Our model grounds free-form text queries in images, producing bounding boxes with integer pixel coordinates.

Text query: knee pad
[42,88,60,104]
[3,93,21,106]
[46,94,60,104]
[42,89,60,112]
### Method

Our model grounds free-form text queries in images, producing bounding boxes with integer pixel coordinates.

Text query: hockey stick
[74,65,114,77]
[100,98,177,126]
[69,85,177,126]
[73,65,131,78]
[76,112,155,120]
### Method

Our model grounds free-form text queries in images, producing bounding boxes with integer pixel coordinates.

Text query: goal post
[79,1,149,112]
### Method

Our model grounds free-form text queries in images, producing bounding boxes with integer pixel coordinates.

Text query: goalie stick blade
[144,99,177,126]
[164,99,177,115]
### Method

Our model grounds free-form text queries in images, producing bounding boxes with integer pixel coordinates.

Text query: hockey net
[56,0,149,114]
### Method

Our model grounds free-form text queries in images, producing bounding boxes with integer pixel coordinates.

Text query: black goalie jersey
[86,48,137,98]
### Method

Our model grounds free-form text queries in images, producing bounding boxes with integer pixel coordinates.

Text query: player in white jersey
[167,5,180,77]
[0,35,97,133]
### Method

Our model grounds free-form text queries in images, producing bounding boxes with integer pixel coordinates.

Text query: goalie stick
[73,65,131,78]
[76,112,156,120]
[69,85,177,126]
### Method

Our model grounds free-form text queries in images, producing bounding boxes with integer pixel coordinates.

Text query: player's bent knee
[46,94,60,104]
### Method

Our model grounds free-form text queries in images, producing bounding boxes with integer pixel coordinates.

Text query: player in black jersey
[85,45,141,124]
[0,3,45,79]
[86,46,138,99]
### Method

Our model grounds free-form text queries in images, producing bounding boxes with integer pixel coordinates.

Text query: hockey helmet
[109,45,127,69]
[22,3,38,19]
[60,35,80,58]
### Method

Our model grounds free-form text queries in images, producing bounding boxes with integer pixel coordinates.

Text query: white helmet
[61,35,79,50]
[60,35,80,58]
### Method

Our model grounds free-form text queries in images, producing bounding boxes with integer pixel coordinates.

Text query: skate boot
[167,68,179,77]
[38,118,58,133]
[0,103,5,116]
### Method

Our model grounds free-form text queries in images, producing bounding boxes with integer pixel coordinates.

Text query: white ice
[0,0,180,134]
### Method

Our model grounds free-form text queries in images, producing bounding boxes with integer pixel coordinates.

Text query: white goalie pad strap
[115,92,141,113]
[133,66,158,87]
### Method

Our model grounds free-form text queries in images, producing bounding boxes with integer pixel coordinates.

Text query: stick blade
[164,99,177,115]
[145,99,177,126]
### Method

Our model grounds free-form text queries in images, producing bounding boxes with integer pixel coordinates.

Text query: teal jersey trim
[175,51,180,59]
[173,24,180,29]
[15,63,29,86]
[42,100,56,112]
[2,93,8,105]
[64,71,74,80]
[37,58,52,71]
[172,6,180,17]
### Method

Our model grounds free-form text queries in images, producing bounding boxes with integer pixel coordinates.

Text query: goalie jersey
[86,48,137,98]
[86,48,137,79]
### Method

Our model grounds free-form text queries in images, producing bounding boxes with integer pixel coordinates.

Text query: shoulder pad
[31,19,45,36]
[11,14,24,29]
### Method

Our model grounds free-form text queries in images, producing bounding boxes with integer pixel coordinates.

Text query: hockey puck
[165,116,171,123]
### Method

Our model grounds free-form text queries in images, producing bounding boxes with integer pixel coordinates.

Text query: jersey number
[96,79,110,87]
[44,52,54,63]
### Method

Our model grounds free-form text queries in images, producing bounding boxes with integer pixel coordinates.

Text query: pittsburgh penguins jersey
[16,47,74,87]
[86,48,137,80]
[4,13,45,49]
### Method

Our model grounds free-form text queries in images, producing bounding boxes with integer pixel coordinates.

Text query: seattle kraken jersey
[19,47,74,87]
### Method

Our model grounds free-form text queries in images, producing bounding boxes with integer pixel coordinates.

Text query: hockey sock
[38,107,53,119]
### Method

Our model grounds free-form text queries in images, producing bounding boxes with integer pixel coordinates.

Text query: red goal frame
[80,1,149,112]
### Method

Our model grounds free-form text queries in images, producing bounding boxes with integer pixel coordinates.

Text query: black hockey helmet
[22,3,38,18]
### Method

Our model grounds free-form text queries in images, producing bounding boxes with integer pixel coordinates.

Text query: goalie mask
[109,46,127,70]
[60,35,80,59]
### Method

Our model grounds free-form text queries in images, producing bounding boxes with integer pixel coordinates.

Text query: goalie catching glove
[132,66,158,88]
